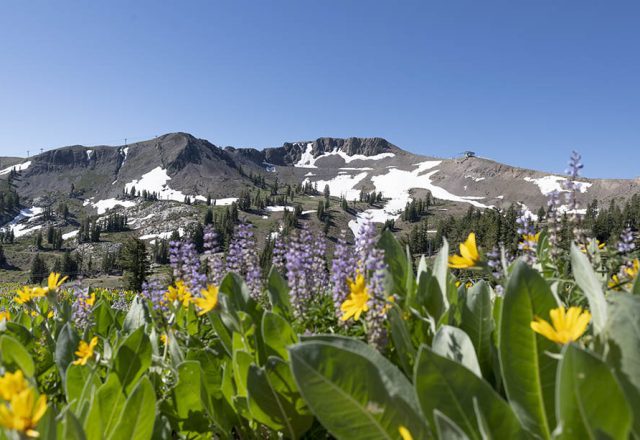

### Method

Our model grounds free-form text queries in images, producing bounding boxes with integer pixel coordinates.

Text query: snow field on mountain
[0,161,31,176]
[524,175,591,196]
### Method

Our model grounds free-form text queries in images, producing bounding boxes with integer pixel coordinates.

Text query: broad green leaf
[414,346,523,439]
[556,344,632,439]
[498,261,558,439]
[109,377,156,440]
[434,410,470,440]
[289,340,429,439]
[432,325,481,377]
[378,230,409,297]
[388,306,416,377]
[232,349,253,398]
[0,334,35,376]
[261,311,297,361]
[55,323,80,381]
[93,301,114,336]
[460,280,493,377]
[172,361,210,433]
[65,364,100,414]
[416,271,445,322]
[113,327,152,393]
[433,237,449,309]
[604,293,640,436]
[83,374,127,439]
[267,268,293,318]
[122,296,149,333]
[300,334,420,414]
[63,411,87,440]
[208,312,232,357]
[247,359,313,438]
[570,244,607,333]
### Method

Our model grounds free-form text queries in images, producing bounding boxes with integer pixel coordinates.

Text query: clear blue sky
[1,1,638,178]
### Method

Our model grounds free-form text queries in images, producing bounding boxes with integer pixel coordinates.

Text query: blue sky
[0,1,638,178]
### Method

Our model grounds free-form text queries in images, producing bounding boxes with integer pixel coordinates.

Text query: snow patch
[295,143,317,168]
[139,228,184,241]
[524,175,591,196]
[92,198,137,215]
[303,172,368,201]
[0,207,43,238]
[294,142,396,168]
[62,230,79,240]
[265,205,294,212]
[0,161,31,176]
[86,150,94,160]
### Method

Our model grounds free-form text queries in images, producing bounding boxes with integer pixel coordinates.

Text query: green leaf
[300,334,420,414]
[232,349,253,398]
[498,261,558,439]
[432,325,482,377]
[113,327,152,393]
[109,377,156,440]
[388,306,416,377]
[433,238,449,309]
[416,271,445,322]
[604,293,640,436]
[63,411,87,440]
[172,361,210,433]
[378,230,409,297]
[93,301,115,336]
[460,280,493,377]
[555,344,632,439]
[267,268,293,318]
[84,374,126,440]
[123,296,150,333]
[55,323,80,381]
[414,346,523,439]
[262,311,297,361]
[208,312,232,357]
[247,359,313,438]
[65,364,100,414]
[0,334,35,376]
[570,244,607,333]
[434,410,471,440]
[289,339,429,440]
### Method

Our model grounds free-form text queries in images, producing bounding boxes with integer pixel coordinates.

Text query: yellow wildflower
[0,370,29,401]
[72,337,98,366]
[399,426,413,440]
[160,334,168,345]
[193,284,219,316]
[0,310,9,322]
[340,273,369,321]
[0,387,47,438]
[85,293,96,307]
[448,233,481,269]
[165,280,192,308]
[14,287,38,305]
[530,306,591,345]
[45,272,68,292]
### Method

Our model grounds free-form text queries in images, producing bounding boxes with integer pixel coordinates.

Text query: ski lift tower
[462,150,476,158]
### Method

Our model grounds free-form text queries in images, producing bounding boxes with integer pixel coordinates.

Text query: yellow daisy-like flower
[530,306,591,345]
[0,310,10,322]
[398,426,413,440]
[165,280,192,308]
[625,259,639,279]
[0,387,47,438]
[340,273,370,322]
[448,233,481,269]
[520,232,541,251]
[580,239,606,253]
[14,287,37,305]
[160,334,168,345]
[192,284,219,316]
[72,337,98,366]
[85,293,96,307]
[45,272,68,292]
[0,370,29,401]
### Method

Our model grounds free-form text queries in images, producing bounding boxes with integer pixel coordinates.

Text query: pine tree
[0,244,6,268]
[120,238,150,291]
[30,254,48,284]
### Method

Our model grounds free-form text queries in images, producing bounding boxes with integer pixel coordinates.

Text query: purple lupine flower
[546,190,562,257]
[203,225,224,285]
[331,230,356,310]
[179,240,207,292]
[282,228,329,318]
[354,218,389,347]
[271,237,286,272]
[563,150,585,241]
[617,226,636,254]
[71,285,94,330]
[516,210,538,264]
[111,291,129,312]
[226,221,262,298]
[169,240,183,279]
[141,280,168,314]
[486,246,503,279]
